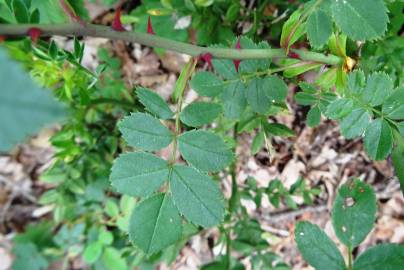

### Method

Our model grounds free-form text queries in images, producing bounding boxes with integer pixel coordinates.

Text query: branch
[0,23,343,65]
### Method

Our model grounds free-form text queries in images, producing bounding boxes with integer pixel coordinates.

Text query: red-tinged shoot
[59,0,85,25]
[147,16,155,35]
[28,27,41,43]
[112,8,125,32]
[0,35,5,43]
[233,38,241,72]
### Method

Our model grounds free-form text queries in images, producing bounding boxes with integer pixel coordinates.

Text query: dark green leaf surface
[12,242,48,270]
[178,130,233,172]
[212,58,238,80]
[238,37,271,73]
[180,102,222,127]
[129,193,182,254]
[363,119,393,160]
[295,222,345,270]
[190,72,224,97]
[307,9,332,48]
[137,88,173,119]
[353,244,404,270]
[170,165,224,227]
[383,87,404,120]
[361,72,393,106]
[110,152,169,197]
[0,49,65,152]
[331,0,388,41]
[221,80,247,119]
[332,179,376,248]
[118,112,173,151]
[392,143,404,195]
[307,106,321,127]
[340,108,371,139]
[263,123,295,137]
[326,99,354,120]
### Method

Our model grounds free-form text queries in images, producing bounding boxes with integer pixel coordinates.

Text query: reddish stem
[288,51,301,59]
[200,53,212,67]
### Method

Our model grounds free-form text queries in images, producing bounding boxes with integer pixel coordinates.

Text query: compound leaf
[331,0,388,41]
[129,193,182,254]
[353,244,404,270]
[364,119,393,160]
[295,221,346,270]
[170,165,224,228]
[180,102,222,127]
[326,98,354,120]
[190,71,224,97]
[110,152,169,197]
[361,72,393,107]
[137,88,173,120]
[118,112,173,151]
[307,9,332,48]
[332,179,376,248]
[178,130,233,172]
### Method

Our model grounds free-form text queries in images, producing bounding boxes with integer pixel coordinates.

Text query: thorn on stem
[288,51,300,59]
[112,7,125,32]
[233,38,241,72]
[199,53,212,67]
[147,16,155,35]
[28,27,41,43]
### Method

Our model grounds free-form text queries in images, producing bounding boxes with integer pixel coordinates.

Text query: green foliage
[137,87,173,119]
[118,112,173,151]
[332,179,376,248]
[180,102,222,127]
[296,180,403,270]
[0,48,65,152]
[129,193,182,254]
[306,9,332,48]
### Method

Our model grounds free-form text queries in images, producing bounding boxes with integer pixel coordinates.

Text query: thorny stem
[0,23,342,65]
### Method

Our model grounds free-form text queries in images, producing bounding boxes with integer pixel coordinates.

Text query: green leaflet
[137,88,173,119]
[353,244,404,270]
[251,131,265,155]
[101,247,128,270]
[263,123,295,137]
[326,98,354,120]
[221,80,247,119]
[306,9,332,48]
[332,179,376,249]
[362,73,393,107]
[212,58,238,80]
[180,102,222,127]
[178,130,233,172]
[190,71,224,97]
[170,165,224,227]
[0,49,65,152]
[246,76,288,115]
[339,107,371,139]
[331,0,388,41]
[392,143,404,195]
[347,70,366,94]
[110,152,169,197]
[238,37,271,73]
[307,106,321,127]
[383,87,404,120]
[129,193,182,254]
[295,222,346,270]
[118,112,173,151]
[12,242,48,270]
[363,119,393,160]
[83,242,103,264]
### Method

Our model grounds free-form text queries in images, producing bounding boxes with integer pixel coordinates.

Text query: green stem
[348,247,353,270]
[169,58,197,165]
[0,23,342,65]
